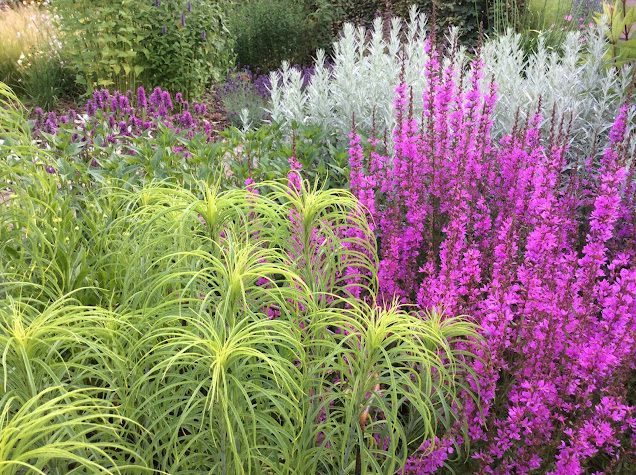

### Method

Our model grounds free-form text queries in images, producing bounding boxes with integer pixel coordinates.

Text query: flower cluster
[216,65,272,127]
[349,40,636,473]
[32,86,215,160]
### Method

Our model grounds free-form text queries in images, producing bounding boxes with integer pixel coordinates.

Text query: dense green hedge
[328,0,526,45]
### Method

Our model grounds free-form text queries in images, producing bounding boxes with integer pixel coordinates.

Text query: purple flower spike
[175,92,183,104]
[162,25,167,35]
[155,0,159,6]
[202,29,206,40]
[187,1,191,12]
[119,94,130,112]
[137,86,147,109]
[181,12,185,26]
[162,91,173,110]
[181,110,194,128]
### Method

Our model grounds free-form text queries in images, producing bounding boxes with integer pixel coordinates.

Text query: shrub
[594,0,636,69]
[482,20,635,163]
[269,6,634,165]
[228,0,318,72]
[327,0,488,44]
[53,0,233,98]
[268,8,434,149]
[348,44,636,472]
[140,0,234,99]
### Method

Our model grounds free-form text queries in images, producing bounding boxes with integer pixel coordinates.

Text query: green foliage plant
[53,0,152,93]
[327,0,486,45]
[53,0,233,98]
[0,83,483,472]
[228,0,317,72]
[0,387,147,473]
[140,0,234,99]
[594,0,636,68]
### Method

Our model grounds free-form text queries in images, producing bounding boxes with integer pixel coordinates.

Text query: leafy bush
[228,0,319,72]
[53,0,233,98]
[594,0,636,68]
[482,21,635,163]
[269,6,634,165]
[348,46,636,473]
[268,8,433,149]
[140,0,234,99]
[327,0,487,44]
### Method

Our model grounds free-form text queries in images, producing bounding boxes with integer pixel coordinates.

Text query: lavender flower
[201,29,206,40]
[162,91,173,110]
[162,25,167,35]
[187,1,191,12]
[137,86,147,109]
[181,12,185,26]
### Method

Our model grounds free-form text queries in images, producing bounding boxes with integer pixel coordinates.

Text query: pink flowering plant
[349,40,636,473]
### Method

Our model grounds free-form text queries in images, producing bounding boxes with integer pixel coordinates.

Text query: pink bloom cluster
[349,41,636,473]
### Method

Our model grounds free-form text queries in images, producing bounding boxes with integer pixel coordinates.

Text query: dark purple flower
[149,87,163,107]
[162,25,167,35]
[155,0,159,6]
[162,91,173,109]
[111,94,119,112]
[137,86,147,109]
[119,94,130,112]
[187,1,191,12]
[201,29,206,40]
[181,110,194,128]
[181,12,185,26]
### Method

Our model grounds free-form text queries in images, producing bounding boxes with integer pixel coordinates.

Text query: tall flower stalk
[349,42,636,472]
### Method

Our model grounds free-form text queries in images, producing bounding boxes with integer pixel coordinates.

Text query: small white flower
[16,31,22,38]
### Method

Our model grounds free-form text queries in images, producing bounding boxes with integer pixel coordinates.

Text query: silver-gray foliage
[267,6,634,165]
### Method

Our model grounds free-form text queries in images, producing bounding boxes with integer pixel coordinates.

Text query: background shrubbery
[53,0,233,98]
